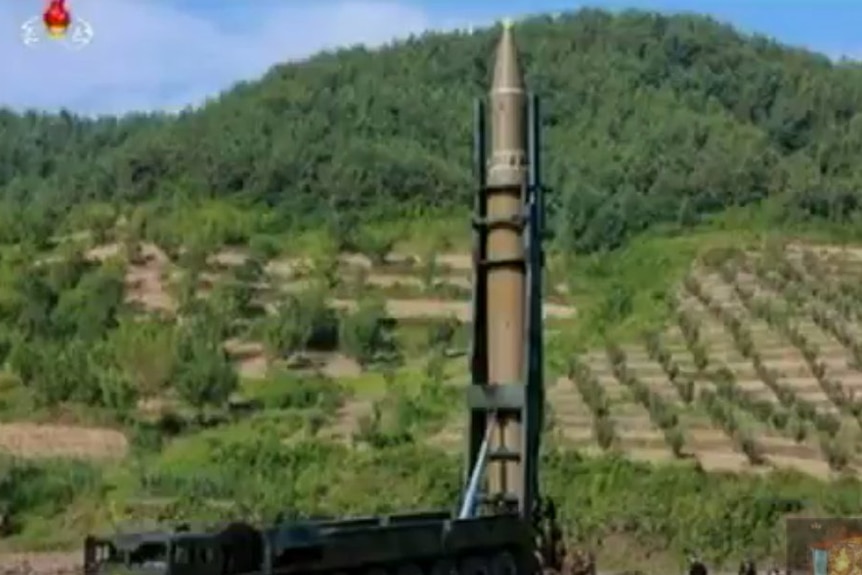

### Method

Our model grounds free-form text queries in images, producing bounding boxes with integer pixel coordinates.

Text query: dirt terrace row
[422,256,862,479]
[89,243,575,320]
[117,243,576,376]
[0,552,79,575]
[0,423,127,460]
[558,260,862,478]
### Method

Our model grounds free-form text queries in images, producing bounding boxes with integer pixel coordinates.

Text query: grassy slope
[559,205,862,344]
[5,206,862,568]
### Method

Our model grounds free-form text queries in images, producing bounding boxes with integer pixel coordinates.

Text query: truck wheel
[490,552,517,575]
[430,559,457,575]
[397,563,423,575]
[460,556,491,575]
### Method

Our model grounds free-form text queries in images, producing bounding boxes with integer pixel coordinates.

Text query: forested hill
[4,8,862,252]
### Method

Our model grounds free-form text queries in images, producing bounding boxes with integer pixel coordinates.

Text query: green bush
[141,430,459,521]
[242,372,346,414]
[263,289,339,358]
[339,296,397,365]
[0,456,101,536]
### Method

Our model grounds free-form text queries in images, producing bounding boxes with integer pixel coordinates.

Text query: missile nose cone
[491,20,525,93]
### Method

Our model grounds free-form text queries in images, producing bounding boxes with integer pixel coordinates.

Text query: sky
[1,0,860,116]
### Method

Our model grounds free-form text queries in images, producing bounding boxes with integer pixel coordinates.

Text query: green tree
[426,316,459,350]
[106,318,175,399]
[172,325,238,413]
[263,289,337,359]
[9,339,101,407]
[89,341,139,414]
[339,295,394,366]
[353,227,398,265]
[7,9,862,256]
[51,262,125,341]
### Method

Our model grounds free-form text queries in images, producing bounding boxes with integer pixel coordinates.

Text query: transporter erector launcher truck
[83,20,570,575]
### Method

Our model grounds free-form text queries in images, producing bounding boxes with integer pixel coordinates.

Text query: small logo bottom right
[811,536,862,575]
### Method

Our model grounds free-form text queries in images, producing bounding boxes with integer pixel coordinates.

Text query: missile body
[485,23,527,505]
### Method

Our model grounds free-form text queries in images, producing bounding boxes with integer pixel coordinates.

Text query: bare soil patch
[88,244,576,320]
[125,268,174,314]
[363,273,471,290]
[0,552,79,575]
[84,242,174,312]
[235,353,268,379]
[322,399,374,442]
[434,254,471,271]
[693,450,754,473]
[84,242,121,261]
[331,298,575,321]
[786,242,862,261]
[320,354,363,379]
[622,447,677,464]
[0,423,127,460]
[338,252,473,272]
[425,425,463,450]
[766,456,834,480]
[225,340,268,379]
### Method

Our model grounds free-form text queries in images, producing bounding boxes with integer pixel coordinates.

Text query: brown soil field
[0,423,127,460]
[0,551,79,575]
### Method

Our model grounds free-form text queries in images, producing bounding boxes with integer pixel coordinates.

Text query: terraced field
[539,243,862,479]
[364,242,862,479]
[0,241,575,461]
[9,240,862,481]
[93,242,576,374]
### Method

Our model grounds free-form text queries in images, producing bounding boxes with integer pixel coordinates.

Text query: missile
[466,17,545,519]
[485,19,528,508]
[488,20,527,190]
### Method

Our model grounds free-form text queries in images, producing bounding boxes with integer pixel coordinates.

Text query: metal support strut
[458,420,494,519]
